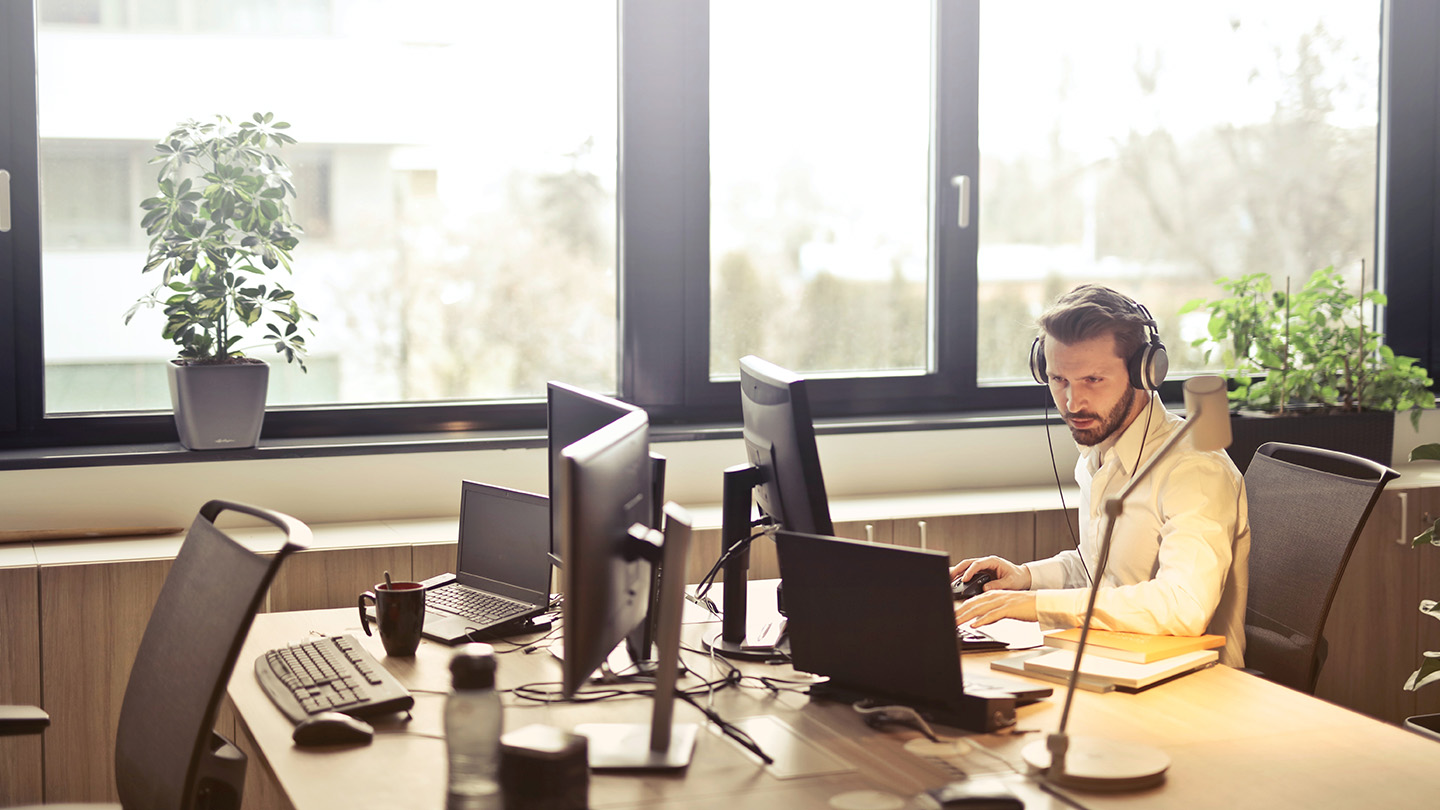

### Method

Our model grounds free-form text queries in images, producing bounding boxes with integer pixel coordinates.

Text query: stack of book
[990,629,1224,693]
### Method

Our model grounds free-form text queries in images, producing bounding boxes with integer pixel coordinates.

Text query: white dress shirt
[1026,398,1251,667]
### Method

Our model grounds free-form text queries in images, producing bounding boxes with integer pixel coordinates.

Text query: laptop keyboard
[957,625,1009,652]
[428,583,531,625]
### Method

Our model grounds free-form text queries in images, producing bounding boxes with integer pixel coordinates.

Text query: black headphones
[1028,294,1168,391]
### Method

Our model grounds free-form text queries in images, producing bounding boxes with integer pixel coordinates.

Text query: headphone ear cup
[1129,341,1169,390]
[1030,337,1047,385]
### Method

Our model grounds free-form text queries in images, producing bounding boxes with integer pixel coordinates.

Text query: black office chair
[1243,442,1397,694]
[0,499,309,810]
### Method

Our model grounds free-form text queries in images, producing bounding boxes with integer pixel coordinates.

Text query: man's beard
[1064,385,1137,447]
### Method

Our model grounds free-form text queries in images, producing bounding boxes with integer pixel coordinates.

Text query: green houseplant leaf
[127,113,316,370]
[1183,266,1434,424]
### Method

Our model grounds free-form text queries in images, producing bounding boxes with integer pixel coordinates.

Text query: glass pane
[709,2,931,379]
[36,0,617,414]
[977,1,1381,383]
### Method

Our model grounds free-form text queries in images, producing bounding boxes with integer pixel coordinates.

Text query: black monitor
[739,355,834,536]
[706,355,834,660]
[558,412,696,769]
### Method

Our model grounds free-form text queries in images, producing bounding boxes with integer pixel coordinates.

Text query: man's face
[1043,333,1141,446]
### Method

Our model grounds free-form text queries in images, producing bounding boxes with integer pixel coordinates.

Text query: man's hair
[1037,284,1151,362]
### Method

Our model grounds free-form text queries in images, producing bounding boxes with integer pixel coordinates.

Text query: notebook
[774,531,1052,725]
[389,481,552,645]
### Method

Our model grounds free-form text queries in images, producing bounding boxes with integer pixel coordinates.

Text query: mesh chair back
[1244,442,1396,693]
[114,500,308,810]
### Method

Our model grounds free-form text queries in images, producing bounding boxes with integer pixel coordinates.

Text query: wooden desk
[228,607,1440,810]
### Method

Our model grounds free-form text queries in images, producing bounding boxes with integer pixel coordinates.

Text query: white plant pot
[167,360,269,450]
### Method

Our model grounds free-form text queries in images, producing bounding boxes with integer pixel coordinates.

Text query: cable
[693,523,776,606]
[1043,388,1091,586]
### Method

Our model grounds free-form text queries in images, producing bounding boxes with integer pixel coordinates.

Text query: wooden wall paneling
[40,558,172,803]
[265,546,414,612]
[892,513,1033,567]
[412,543,458,582]
[0,563,43,805]
[1034,508,1081,562]
[686,526,721,585]
[1314,489,1419,723]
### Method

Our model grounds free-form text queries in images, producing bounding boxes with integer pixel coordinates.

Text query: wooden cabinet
[1315,484,1440,725]
[39,558,172,803]
[0,561,43,806]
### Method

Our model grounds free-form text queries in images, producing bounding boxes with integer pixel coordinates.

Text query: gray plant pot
[167,360,269,450]
[1404,713,1440,744]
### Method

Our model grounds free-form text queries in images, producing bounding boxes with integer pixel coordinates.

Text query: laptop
[774,530,1051,730]
[403,481,553,645]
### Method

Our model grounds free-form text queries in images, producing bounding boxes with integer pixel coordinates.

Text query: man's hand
[949,555,1032,591]
[954,590,1038,627]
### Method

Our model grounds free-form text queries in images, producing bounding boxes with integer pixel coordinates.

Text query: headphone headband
[1029,294,1168,390]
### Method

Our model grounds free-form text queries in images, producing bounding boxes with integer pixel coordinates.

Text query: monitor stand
[576,505,698,770]
[701,464,783,661]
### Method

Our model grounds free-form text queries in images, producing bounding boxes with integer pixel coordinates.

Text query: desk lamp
[1021,375,1231,791]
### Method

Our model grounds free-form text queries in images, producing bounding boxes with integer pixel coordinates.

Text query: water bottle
[446,643,502,810]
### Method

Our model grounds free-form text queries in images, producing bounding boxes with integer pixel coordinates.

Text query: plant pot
[1404,713,1440,743]
[167,359,269,450]
[1225,408,1394,473]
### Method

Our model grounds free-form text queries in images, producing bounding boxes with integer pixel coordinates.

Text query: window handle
[950,174,971,229]
[0,170,10,232]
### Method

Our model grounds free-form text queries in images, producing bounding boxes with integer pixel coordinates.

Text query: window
[976,2,1384,384]
[31,0,619,418]
[2,1,1437,451]
[708,3,932,378]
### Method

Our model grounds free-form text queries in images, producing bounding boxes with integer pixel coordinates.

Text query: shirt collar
[1078,392,1162,478]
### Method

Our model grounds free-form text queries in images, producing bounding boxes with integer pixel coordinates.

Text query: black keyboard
[254,634,415,725]
[427,583,531,625]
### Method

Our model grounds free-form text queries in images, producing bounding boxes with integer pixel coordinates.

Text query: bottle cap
[450,642,497,689]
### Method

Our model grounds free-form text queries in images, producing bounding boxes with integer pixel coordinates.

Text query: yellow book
[1042,628,1225,664]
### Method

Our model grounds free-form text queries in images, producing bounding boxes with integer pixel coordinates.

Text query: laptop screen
[456,481,551,603]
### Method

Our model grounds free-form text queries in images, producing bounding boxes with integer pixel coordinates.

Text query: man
[953,285,1250,667]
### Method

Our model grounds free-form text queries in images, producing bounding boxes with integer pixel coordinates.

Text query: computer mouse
[953,570,996,600]
[292,712,374,747]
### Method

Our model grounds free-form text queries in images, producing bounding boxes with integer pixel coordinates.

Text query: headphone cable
[1043,389,1092,587]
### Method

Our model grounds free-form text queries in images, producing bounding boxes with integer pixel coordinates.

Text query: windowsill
[0,407,1055,472]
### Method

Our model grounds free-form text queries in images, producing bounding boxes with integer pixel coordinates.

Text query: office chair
[0,499,310,810]
[1243,442,1397,694]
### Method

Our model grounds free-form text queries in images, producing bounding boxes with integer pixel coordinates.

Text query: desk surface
[228,605,1440,810]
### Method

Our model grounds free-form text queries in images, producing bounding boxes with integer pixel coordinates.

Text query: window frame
[1,0,1436,453]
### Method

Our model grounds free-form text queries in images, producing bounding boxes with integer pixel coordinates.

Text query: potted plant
[125,112,316,450]
[1180,266,1434,471]
[1404,442,1440,742]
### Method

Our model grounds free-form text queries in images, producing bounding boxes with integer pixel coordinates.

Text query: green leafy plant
[1406,442,1440,692]
[125,112,316,368]
[1180,266,1433,428]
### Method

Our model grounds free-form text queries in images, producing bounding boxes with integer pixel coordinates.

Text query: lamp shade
[1183,375,1232,452]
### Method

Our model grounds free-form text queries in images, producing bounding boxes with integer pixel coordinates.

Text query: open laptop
[403,481,553,645]
[775,530,1051,731]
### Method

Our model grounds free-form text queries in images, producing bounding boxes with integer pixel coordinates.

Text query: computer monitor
[547,381,668,667]
[558,411,697,769]
[706,355,835,659]
[739,355,834,536]
[546,381,642,565]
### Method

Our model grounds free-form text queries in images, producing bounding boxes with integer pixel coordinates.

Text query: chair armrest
[0,705,50,736]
